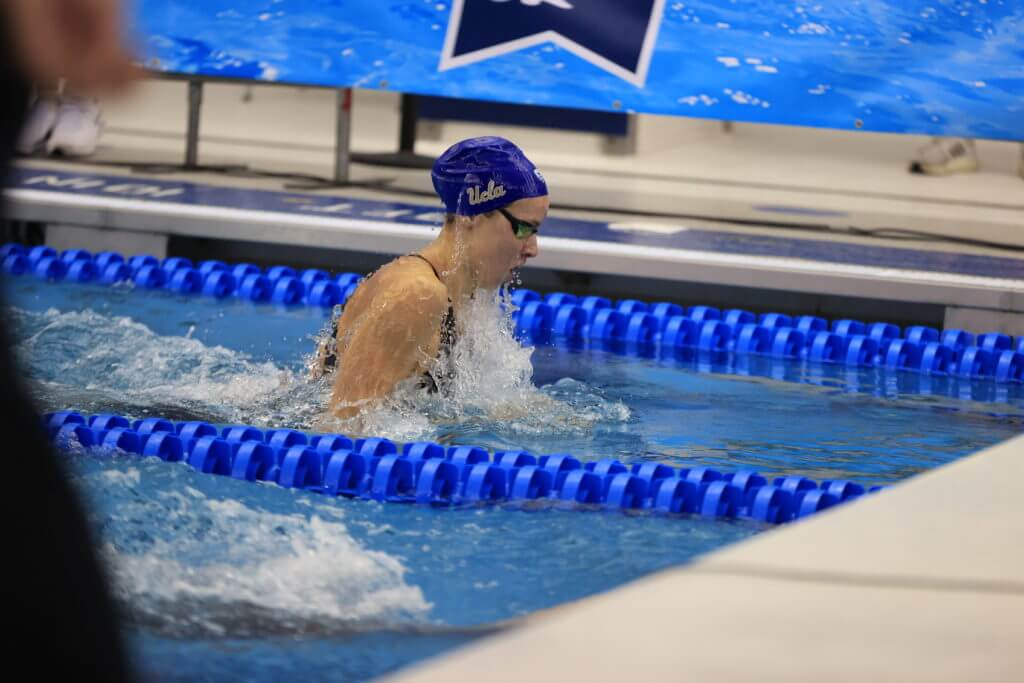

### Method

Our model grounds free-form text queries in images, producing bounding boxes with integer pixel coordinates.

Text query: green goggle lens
[499,208,539,240]
[512,221,538,239]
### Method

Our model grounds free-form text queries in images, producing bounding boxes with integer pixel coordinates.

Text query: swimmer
[315,136,549,419]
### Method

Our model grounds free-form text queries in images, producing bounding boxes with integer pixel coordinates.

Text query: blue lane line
[6,241,1024,393]
[45,409,879,525]
[10,165,1024,281]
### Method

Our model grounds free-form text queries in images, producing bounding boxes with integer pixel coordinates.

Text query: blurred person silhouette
[1,1,137,678]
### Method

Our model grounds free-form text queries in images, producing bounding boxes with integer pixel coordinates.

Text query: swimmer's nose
[522,234,539,259]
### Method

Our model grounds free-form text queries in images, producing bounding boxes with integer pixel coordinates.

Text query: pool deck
[383,432,1024,682]
[7,80,1024,333]
[7,156,1024,333]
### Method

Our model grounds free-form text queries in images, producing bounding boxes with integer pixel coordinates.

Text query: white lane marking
[608,221,690,235]
[8,188,1024,293]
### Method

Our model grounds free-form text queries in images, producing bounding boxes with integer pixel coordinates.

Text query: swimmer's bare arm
[328,279,448,417]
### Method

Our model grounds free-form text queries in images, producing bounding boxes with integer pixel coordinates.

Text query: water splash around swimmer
[316,287,630,442]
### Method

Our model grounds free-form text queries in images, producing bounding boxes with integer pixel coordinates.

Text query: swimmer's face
[468,195,548,289]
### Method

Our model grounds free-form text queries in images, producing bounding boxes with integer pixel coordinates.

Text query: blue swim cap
[431,136,548,216]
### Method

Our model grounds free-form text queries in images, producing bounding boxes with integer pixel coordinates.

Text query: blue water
[7,276,1023,681]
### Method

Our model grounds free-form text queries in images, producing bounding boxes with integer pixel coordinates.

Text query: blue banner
[135,1,1024,140]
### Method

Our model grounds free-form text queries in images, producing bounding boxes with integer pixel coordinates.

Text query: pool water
[7,276,1023,681]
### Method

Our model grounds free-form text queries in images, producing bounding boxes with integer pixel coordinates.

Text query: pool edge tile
[380,433,1024,682]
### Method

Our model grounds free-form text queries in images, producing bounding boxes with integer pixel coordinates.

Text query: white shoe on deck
[47,97,103,157]
[909,137,979,176]
[15,95,60,156]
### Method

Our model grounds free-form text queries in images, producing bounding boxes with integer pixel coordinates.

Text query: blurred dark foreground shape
[2,1,137,679]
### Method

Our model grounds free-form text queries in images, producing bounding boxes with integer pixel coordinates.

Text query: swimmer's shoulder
[357,258,448,321]
[395,268,449,321]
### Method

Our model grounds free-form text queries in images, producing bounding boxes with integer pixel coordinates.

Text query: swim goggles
[498,207,540,240]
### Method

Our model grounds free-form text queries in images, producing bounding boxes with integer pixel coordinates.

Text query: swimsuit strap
[323,254,455,375]
[406,253,448,296]
[408,253,457,351]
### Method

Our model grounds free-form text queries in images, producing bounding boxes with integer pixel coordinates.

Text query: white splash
[319,290,630,441]
[105,482,431,632]
[796,22,829,35]
[13,307,298,424]
[259,62,280,80]
[724,88,770,108]
[677,94,718,106]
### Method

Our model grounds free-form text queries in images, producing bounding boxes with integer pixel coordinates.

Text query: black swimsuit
[322,254,455,391]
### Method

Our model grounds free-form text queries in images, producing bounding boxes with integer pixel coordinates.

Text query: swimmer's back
[327,255,449,417]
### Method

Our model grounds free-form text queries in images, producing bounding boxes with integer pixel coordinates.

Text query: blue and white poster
[135,1,1024,140]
